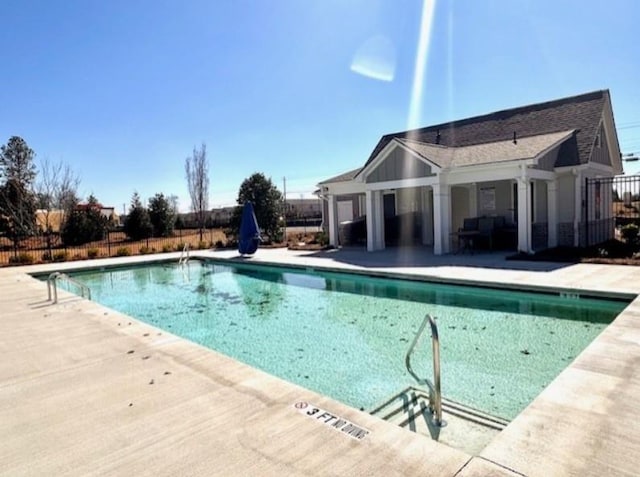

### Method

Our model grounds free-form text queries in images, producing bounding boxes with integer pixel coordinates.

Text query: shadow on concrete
[302,246,573,272]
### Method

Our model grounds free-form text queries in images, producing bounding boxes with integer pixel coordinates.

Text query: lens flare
[401,0,437,256]
[350,35,396,82]
[407,0,437,131]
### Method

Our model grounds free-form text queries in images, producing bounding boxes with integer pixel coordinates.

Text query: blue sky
[1,0,639,212]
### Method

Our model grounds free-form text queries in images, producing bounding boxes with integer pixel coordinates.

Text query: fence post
[107,230,111,256]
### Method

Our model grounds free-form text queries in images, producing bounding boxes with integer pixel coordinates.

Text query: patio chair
[461,217,478,232]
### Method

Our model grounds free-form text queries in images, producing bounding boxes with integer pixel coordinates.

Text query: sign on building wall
[480,187,496,211]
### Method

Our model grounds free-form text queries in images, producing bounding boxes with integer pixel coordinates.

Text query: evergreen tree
[232,173,283,242]
[148,193,175,237]
[123,192,153,240]
[0,136,37,248]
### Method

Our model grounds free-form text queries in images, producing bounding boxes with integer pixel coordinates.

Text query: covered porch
[322,132,573,255]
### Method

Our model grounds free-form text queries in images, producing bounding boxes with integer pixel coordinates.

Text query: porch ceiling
[396,129,575,169]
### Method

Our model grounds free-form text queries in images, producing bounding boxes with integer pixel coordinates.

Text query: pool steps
[371,387,509,430]
[369,386,509,455]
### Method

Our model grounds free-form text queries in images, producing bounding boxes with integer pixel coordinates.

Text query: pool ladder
[47,272,92,304]
[178,243,190,265]
[405,314,445,427]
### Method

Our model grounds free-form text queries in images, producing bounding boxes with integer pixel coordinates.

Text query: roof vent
[513,131,517,145]
[436,129,441,144]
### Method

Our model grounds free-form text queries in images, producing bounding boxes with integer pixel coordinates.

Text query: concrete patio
[1,248,639,476]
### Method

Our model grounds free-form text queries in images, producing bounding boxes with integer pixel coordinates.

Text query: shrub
[53,251,68,262]
[621,223,639,247]
[139,246,151,254]
[116,247,131,257]
[61,196,108,246]
[175,242,186,251]
[72,253,83,261]
[316,231,329,246]
[42,251,52,261]
[214,240,224,249]
[9,253,34,265]
[197,241,208,250]
[162,244,172,253]
[87,248,99,259]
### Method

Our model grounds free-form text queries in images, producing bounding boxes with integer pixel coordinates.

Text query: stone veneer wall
[532,223,548,251]
[558,222,575,247]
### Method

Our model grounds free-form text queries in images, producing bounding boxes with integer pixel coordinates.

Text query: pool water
[61,261,627,419]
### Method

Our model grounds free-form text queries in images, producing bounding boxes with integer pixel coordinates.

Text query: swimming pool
[57,260,627,420]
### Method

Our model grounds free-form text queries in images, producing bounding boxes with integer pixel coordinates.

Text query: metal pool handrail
[405,314,444,427]
[179,243,190,265]
[47,272,92,304]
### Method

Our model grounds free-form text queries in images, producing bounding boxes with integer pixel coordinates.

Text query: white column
[327,195,338,247]
[573,171,581,247]
[421,187,432,245]
[365,190,374,251]
[366,190,385,251]
[432,183,451,255]
[547,179,558,248]
[469,183,478,217]
[517,178,532,253]
[373,191,385,250]
[433,184,442,254]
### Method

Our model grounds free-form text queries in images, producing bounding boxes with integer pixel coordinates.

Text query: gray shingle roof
[318,168,362,185]
[395,129,575,168]
[365,90,607,170]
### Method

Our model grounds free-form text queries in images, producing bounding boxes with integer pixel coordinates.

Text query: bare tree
[185,143,209,242]
[35,158,80,255]
[168,194,179,216]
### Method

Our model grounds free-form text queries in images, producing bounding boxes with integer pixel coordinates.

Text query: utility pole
[300,193,305,233]
[283,177,287,244]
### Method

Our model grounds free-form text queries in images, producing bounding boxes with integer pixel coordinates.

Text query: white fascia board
[356,139,441,182]
[446,163,527,185]
[355,141,397,181]
[603,100,623,174]
[365,175,439,191]
[323,180,366,196]
[394,141,443,171]
[555,163,613,175]
[531,130,576,162]
[586,161,615,174]
[526,168,556,180]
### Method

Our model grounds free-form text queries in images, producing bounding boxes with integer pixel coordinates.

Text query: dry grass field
[613,201,640,217]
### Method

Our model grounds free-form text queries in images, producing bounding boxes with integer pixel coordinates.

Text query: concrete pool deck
[1,248,639,476]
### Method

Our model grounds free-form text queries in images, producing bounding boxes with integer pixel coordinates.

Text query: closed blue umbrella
[238,202,261,255]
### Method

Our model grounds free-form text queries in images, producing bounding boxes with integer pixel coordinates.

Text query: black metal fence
[584,175,640,247]
[0,227,227,266]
